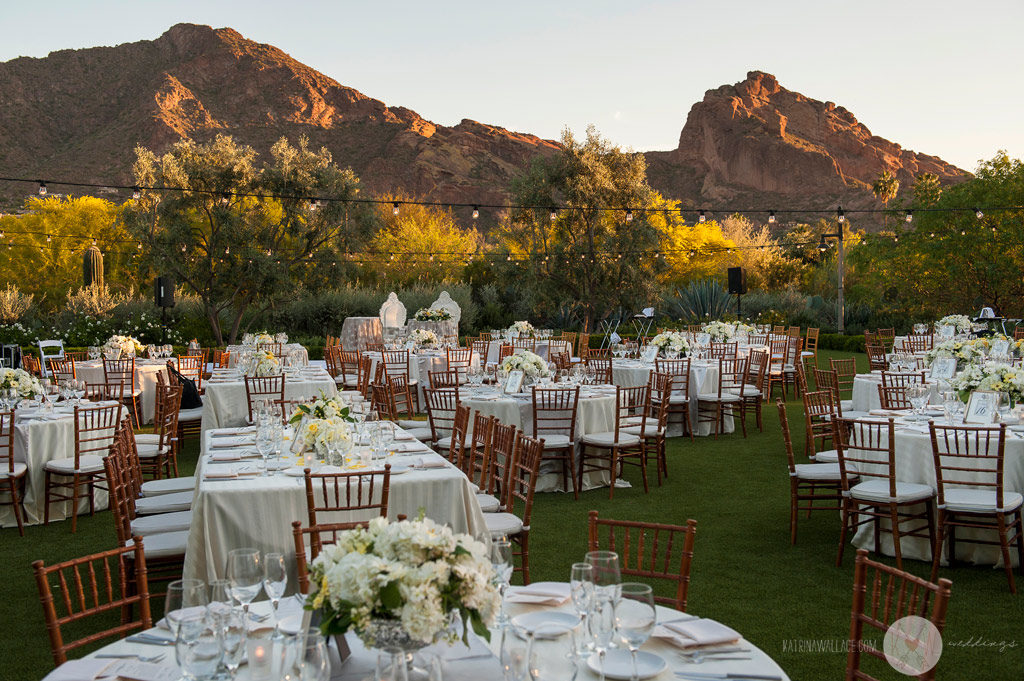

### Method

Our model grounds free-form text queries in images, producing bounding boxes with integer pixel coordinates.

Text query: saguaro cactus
[83,245,104,288]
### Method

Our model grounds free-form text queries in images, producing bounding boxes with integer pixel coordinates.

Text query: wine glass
[165,579,207,637]
[219,607,247,680]
[907,383,930,420]
[263,552,287,617]
[256,426,274,475]
[588,592,616,681]
[226,548,263,615]
[175,611,223,681]
[615,583,656,681]
[491,535,514,628]
[569,562,595,660]
[281,628,330,681]
[584,550,621,602]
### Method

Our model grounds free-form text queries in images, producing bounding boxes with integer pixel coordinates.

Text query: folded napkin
[410,456,449,469]
[900,424,932,434]
[42,659,113,681]
[100,660,179,681]
[211,427,257,436]
[392,441,428,453]
[868,409,904,417]
[209,451,242,462]
[654,618,741,649]
[157,606,207,631]
[505,581,571,605]
[209,436,255,448]
[393,432,416,441]
[202,467,238,480]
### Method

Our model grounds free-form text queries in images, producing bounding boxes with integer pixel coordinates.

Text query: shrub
[0,283,33,323]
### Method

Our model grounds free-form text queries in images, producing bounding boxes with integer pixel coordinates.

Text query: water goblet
[569,562,595,659]
[263,552,287,618]
[491,535,514,628]
[219,607,247,679]
[256,426,274,475]
[175,611,223,681]
[588,593,616,681]
[907,383,930,420]
[615,583,656,681]
[226,548,263,616]
[584,550,621,601]
[165,578,208,638]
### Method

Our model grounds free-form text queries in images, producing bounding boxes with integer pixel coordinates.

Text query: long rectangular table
[200,368,337,433]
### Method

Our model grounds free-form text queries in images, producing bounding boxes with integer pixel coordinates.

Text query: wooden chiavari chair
[881,370,926,388]
[103,356,142,428]
[877,385,911,410]
[510,338,536,353]
[875,328,896,351]
[802,327,819,363]
[655,358,694,440]
[813,368,846,417]
[323,345,343,387]
[43,402,123,532]
[48,357,76,384]
[176,355,203,394]
[834,418,936,569]
[777,400,849,544]
[1014,327,1024,341]
[623,372,671,485]
[465,412,499,511]
[338,350,361,390]
[0,408,26,535]
[136,382,182,479]
[575,333,590,360]
[444,404,470,468]
[292,520,377,594]
[382,350,419,414]
[33,536,153,666]
[244,374,285,424]
[447,347,474,381]
[738,350,768,432]
[801,389,839,463]
[357,355,374,399]
[579,385,650,498]
[21,353,42,377]
[428,369,461,390]
[865,342,889,372]
[709,342,737,359]
[370,382,399,422]
[928,422,1023,592]
[485,421,518,508]
[423,387,460,450]
[303,466,391,529]
[902,333,933,353]
[257,342,284,358]
[483,433,544,584]
[531,385,581,497]
[829,357,858,400]
[587,356,612,384]
[587,510,697,611]
[846,549,952,681]
[697,356,747,439]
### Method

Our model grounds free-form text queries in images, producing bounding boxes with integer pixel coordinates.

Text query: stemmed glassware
[569,562,595,660]
[219,606,247,679]
[263,552,287,618]
[175,611,223,681]
[256,425,274,475]
[615,583,656,681]
[226,548,263,616]
[491,535,514,628]
[907,383,930,420]
[165,579,208,637]
[585,551,621,681]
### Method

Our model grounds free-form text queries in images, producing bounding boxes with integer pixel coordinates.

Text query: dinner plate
[511,611,579,639]
[586,650,666,680]
[1009,424,1024,433]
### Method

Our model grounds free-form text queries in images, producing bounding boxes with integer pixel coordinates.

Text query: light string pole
[818,206,846,334]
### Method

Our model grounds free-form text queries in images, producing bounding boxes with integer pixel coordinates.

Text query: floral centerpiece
[409,328,439,348]
[103,334,144,357]
[247,350,281,377]
[949,361,1024,406]
[734,322,756,335]
[306,516,500,648]
[936,314,973,334]
[924,338,988,366]
[702,321,735,342]
[413,307,452,322]
[0,368,44,400]
[242,331,276,346]
[649,331,689,356]
[507,321,534,337]
[288,394,356,463]
[500,350,550,379]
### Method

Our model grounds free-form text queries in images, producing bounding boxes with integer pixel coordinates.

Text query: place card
[929,357,957,380]
[641,346,659,363]
[964,390,999,424]
[504,370,524,394]
[103,660,179,681]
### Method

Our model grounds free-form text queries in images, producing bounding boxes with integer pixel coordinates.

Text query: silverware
[674,673,782,681]
[95,652,166,662]
[125,634,175,646]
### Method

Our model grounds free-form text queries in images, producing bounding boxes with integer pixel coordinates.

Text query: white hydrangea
[0,368,44,399]
[501,350,550,378]
[702,321,736,342]
[409,328,438,348]
[649,331,689,355]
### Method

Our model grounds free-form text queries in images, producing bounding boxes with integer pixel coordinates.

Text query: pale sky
[1,0,1021,172]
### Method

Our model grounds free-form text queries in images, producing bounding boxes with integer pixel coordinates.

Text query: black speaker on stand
[727,267,746,317]
[154,276,175,344]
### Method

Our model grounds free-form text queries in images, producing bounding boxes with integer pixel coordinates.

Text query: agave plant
[666,279,734,322]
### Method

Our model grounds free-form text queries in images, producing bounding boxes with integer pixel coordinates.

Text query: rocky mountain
[0,25,967,215]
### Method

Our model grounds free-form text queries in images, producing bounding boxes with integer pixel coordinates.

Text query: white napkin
[410,456,449,469]
[868,409,903,417]
[101,660,179,681]
[505,582,571,605]
[209,436,255,448]
[209,451,242,462]
[211,427,256,436]
[654,618,741,649]
[393,432,416,441]
[42,659,113,681]
[392,441,429,453]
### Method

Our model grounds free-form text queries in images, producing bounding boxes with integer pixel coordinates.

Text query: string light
[837,206,845,223]
[698,210,706,223]
[975,208,984,219]
[625,209,633,223]
[768,210,775,224]
[472,206,479,220]
[549,207,557,221]
[37,181,47,196]
[392,202,400,216]
[905,210,913,223]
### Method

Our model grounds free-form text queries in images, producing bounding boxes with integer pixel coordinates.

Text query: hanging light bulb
[472,206,479,220]
[309,199,320,211]
[817,235,828,252]
[91,237,97,245]
[38,181,47,196]
[905,210,913,223]
[698,210,706,223]
[46,234,51,243]
[132,186,141,200]
[220,191,231,205]
[837,206,845,223]
[975,208,983,219]
[625,209,633,223]
[549,207,557,221]
[136,241,142,249]
[768,210,776,224]
[392,202,400,216]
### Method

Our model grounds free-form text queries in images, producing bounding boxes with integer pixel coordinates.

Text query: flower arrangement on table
[306,515,500,647]
[924,338,988,366]
[409,328,439,348]
[0,368,44,400]
[949,361,1024,406]
[733,322,756,334]
[102,334,144,357]
[649,331,689,356]
[413,307,452,322]
[500,350,550,378]
[507,320,534,337]
[247,350,281,377]
[935,315,973,333]
[701,321,735,342]
[242,331,277,346]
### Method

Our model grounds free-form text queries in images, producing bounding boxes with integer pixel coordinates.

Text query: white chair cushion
[538,434,572,448]
[941,489,1024,514]
[135,490,193,514]
[697,393,741,403]
[801,351,815,357]
[0,462,27,477]
[813,449,839,463]
[130,510,193,535]
[398,420,426,430]
[136,443,170,460]
[342,377,359,387]
[727,385,761,397]
[849,480,934,504]
[135,433,161,445]
[124,530,187,559]
[794,463,847,481]
[622,424,663,439]
[141,476,196,497]
[841,410,870,420]
[405,428,434,442]
[484,512,523,536]
[44,455,104,474]
[178,407,204,421]
[580,432,641,447]
[840,399,855,412]
[476,493,501,513]
[620,416,645,427]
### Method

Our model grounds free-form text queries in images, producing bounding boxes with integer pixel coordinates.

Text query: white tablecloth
[183,428,487,588]
[341,317,383,350]
[75,359,168,424]
[1,402,119,527]
[612,360,731,437]
[201,370,338,433]
[483,340,553,365]
[225,343,308,368]
[76,590,790,681]
[850,417,1024,567]
[851,373,942,413]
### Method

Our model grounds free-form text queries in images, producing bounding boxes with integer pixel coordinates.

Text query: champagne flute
[263,552,287,618]
[491,535,514,628]
[615,583,656,681]
[165,579,207,637]
[569,562,594,660]
[589,593,616,681]
[219,607,247,680]
[226,548,263,616]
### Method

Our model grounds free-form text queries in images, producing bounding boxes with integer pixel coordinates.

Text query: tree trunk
[205,305,224,346]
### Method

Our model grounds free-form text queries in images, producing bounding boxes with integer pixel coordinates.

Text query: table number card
[964,390,998,424]
[641,346,659,363]
[504,370,524,394]
[929,357,957,380]
[990,339,1010,357]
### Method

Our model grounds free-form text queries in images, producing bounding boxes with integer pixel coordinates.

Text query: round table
[364,350,481,402]
[75,358,168,424]
[612,359,731,437]
[341,317,383,350]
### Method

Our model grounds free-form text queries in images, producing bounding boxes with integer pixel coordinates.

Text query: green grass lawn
[3,349,1022,679]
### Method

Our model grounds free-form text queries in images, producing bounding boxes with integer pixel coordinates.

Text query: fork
[95,652,166,662]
